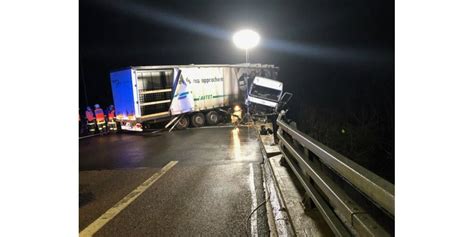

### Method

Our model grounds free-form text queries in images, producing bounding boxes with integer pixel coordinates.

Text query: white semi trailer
[109,64,287,131]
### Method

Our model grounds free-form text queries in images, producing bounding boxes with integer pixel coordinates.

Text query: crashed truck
[109,64,291,131]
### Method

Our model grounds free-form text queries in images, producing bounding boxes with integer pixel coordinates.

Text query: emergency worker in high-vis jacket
[94,104,106,133]
[85,106,96,133]
[106,105,117,132]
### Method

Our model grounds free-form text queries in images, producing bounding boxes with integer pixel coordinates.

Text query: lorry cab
[248,77,282,108]
[247,76,292,114]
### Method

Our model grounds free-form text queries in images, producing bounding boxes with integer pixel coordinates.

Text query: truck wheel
[175,116,189,129]
[191,113,205,127]
[206,111,219,125]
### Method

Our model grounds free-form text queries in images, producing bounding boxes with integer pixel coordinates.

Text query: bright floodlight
[233,29,260,50]
[233,29,260,63]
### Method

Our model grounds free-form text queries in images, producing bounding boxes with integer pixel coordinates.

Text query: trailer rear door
[110,69,136,120]
[136,69,174,120]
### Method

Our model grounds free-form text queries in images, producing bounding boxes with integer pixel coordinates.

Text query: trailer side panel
[170,67,240,115]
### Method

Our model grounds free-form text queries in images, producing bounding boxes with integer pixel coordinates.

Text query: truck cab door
[278,92,293,110]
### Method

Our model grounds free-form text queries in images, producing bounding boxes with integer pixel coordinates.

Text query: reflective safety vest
[85,110,95,122]
[108,109,115,121]
[95,108,105,123]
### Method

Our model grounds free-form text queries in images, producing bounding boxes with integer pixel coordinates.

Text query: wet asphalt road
[79,126,269,236]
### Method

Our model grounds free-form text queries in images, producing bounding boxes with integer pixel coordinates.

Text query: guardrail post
[301,147,314,210]
[302,192,315,210]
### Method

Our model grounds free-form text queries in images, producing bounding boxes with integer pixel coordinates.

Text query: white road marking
[249,163,258,236]
[79,134,101,140]
[79,161,178,237]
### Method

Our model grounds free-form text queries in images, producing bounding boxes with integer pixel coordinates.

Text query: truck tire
[143,123,150,130]
[175,116,189,130]
[205,111,219,125]
[191,113,205,127]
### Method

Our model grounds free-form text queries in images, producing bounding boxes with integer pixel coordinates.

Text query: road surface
[79,126,269,236]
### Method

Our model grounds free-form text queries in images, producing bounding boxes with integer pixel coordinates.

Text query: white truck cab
[247,76,292,113]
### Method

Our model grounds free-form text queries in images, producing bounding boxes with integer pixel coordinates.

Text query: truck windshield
[249,84,281,102]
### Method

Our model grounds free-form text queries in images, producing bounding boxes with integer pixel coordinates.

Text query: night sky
[80,0,394,180]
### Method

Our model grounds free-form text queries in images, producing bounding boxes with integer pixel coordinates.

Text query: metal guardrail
[276,111,394,236]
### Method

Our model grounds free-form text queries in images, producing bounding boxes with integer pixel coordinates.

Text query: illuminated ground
[79,126,269,236]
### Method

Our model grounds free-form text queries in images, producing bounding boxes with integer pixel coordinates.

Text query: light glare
[233,29,260,50]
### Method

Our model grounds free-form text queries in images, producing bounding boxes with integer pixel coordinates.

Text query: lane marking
[79,161,178,237]
[79,134,101,140]
[248,164,258,236]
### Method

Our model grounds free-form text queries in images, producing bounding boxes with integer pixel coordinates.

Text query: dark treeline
[280,60,394,183]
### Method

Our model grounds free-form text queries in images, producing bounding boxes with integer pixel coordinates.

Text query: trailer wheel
[191,113,205,127]
[143,123,150,130]
[206,111,219,125]
[176,116,189,130]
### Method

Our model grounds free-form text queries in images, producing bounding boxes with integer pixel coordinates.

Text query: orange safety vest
[108,109,115,120]
[85,110,95,122]
[95,108,105,123]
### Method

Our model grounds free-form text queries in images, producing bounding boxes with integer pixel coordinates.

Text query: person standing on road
[106,105,117,132]
[94,104,106,134]
[85,106,96,134]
